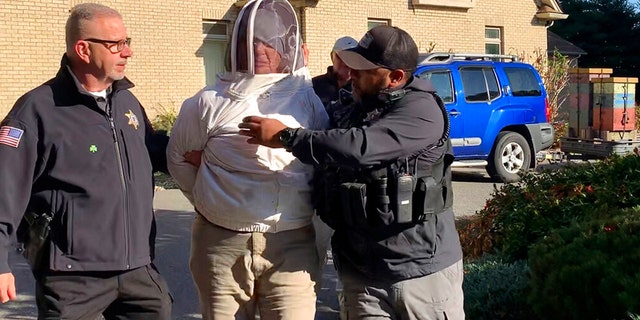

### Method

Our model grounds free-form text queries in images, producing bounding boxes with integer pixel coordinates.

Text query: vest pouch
[395,175,415,224]
[413,176,445,221]
[314,168,342,229]
[339,183,367,227]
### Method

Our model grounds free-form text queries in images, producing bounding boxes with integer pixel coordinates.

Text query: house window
[368,19,390,30]
[202,20,228,86]
[485,27,502,55]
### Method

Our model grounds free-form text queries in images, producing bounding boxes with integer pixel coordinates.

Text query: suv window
[504,67,542,96]
[460,67,500,102]
[415,69,454,103]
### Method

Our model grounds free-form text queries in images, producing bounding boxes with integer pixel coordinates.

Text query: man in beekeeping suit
[166,0,329,319]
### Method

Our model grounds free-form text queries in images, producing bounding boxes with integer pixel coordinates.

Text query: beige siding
[0,0,548,118]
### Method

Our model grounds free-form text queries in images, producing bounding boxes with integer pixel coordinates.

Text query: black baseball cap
[337,26,419,72]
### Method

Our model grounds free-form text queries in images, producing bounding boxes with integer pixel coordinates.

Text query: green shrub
[464,255,536,320]
[528,208,640,320]
[474,153,640,261]
[151,101,178,135]
[149,102,179,190]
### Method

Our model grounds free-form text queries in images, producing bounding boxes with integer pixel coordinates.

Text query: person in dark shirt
[239,26,465,320]
[310,36,359,294]
[312,36,358,113]
[0,3,172,319]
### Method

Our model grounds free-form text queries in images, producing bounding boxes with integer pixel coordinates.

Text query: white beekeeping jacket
[167,0,330,233]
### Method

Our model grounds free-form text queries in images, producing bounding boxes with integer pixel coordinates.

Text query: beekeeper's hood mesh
[230,0,303,75]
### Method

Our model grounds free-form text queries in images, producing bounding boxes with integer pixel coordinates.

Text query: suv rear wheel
[487,131,531,182]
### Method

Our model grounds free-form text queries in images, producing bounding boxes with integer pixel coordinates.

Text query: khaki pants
[189,214,318,320]
[340,259,465,320]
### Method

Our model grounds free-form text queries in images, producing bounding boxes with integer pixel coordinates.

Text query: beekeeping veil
[230,0,303,74]
[221,0,305,99]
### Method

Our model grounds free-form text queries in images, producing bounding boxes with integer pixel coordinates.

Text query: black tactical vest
[313,90,453,232]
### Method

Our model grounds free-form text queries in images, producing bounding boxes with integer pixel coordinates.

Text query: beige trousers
[189,214,318,320]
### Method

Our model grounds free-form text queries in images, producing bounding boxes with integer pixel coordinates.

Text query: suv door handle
[449,111,461,116]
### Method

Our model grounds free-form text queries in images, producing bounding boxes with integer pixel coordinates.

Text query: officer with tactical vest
[239,25,465,320]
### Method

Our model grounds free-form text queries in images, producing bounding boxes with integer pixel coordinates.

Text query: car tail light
[545,97,551,122]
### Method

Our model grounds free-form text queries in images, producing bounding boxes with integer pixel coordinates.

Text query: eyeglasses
[83,38,131,53]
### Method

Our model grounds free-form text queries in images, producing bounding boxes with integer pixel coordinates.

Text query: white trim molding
[411,0,476,9]
[536,0,569,20]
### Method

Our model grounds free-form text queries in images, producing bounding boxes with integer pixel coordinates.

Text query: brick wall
[0,0,548,119]
[303,0,549,76]
[0,1,67,116]
[0,0,239,118]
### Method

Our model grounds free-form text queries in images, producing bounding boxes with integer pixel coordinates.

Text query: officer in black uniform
[239,26,465,320]
[0,3,172,319]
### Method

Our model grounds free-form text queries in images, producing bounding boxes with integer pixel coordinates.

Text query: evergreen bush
[528,208,640,320]
[468,153,640,261]
[464,255,535,320]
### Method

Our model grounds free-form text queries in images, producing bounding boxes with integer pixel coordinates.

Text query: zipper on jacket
[107,110,131,269]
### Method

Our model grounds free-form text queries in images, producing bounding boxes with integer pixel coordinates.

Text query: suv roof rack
[417,52,520,65]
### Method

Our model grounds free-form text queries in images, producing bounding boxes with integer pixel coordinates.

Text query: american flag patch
[0,126,24,148]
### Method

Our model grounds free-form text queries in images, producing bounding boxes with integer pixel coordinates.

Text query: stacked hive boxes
[564,68,612,138]
[592,77,637,140]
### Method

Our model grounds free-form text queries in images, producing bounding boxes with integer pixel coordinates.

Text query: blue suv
[414,53,554,182]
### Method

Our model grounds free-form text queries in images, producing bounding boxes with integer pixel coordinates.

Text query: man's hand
[183,150,203,168]
[0,273,16,303]
[238,116,287,148]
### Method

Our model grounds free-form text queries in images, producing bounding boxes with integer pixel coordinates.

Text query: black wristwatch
[278,127,297,151]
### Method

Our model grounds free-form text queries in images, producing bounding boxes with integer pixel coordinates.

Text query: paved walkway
[152,189,341,319]
[0,189,341,319]
[1,169,497,319]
